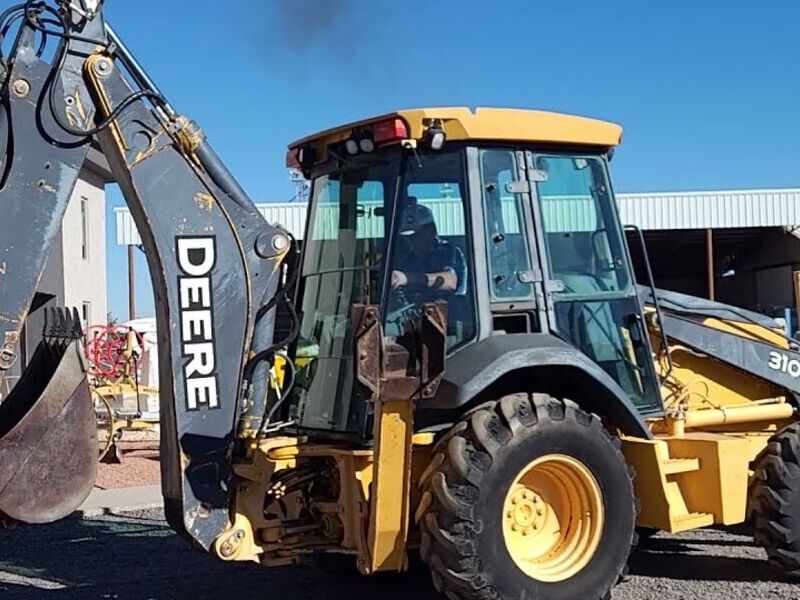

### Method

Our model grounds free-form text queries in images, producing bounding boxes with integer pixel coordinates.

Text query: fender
[425,333,653,439]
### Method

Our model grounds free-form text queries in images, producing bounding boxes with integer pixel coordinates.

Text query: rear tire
[751,422,800,578]
[417,393,636,600]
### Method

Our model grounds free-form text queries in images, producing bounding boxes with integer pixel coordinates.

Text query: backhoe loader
[1,2,800,599]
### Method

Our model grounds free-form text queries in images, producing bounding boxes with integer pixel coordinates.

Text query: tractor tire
[417,393,636,600]
[751,422,800,578]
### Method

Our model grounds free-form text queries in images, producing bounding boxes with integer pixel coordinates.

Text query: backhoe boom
[0,1,292,549]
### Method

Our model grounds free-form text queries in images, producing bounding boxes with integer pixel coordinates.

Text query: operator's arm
[391,269,458,291]
[390,244,466,292]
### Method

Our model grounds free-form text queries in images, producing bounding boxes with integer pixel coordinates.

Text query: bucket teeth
[43,307,83,341]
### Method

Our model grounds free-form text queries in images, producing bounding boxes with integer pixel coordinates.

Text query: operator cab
[286,108,662,437]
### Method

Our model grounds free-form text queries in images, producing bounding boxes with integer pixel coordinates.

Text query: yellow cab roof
[289,107,623,152]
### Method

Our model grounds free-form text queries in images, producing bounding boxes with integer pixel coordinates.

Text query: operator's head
[400,198,437,250]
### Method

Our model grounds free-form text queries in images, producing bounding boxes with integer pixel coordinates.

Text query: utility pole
[128,245,136,321]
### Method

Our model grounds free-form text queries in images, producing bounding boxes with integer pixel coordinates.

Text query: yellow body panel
[289,107,622,158]
[622,437,705,532]
[698,315,788,348]
[623,431,772,532]
[631,303,799,535]
[367,397,415,573]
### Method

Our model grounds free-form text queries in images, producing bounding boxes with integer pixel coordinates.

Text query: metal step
[672,511,715,532]
[662,457,701,475]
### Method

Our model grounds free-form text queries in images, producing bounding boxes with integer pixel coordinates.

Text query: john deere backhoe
[2,2,800,599]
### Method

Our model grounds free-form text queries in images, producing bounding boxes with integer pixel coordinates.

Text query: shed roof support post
[706,228,715,301]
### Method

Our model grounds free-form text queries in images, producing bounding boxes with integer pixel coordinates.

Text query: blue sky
[104,0,800,320]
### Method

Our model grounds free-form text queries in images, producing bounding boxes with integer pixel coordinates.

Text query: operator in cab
[390,198,467,303]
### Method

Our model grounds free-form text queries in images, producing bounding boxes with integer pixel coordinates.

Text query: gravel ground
[94,446,160,490]
[0,509,796,599]
[95,424,161,490]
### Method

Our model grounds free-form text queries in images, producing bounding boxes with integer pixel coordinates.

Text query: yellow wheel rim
[502,454,604,583]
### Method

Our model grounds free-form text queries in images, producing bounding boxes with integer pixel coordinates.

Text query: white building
[38,147,112,330]
[11,148,112,380]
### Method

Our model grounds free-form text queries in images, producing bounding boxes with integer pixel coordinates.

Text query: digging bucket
[0,309,97,523]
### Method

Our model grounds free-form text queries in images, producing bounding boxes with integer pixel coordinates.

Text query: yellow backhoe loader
[1,2,799,599]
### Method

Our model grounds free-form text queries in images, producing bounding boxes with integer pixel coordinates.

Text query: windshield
[292,146,476,433]
[299,153,398,348]
[291,150,399,431]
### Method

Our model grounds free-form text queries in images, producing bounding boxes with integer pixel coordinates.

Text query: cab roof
[288,107,623,152]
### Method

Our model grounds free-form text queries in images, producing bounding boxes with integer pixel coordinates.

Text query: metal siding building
[113,188,800,244]
[113,188,800,327]
[617,189,800,231]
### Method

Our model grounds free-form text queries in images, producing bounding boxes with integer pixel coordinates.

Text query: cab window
[479,150,534,301]
[535,155,631,296]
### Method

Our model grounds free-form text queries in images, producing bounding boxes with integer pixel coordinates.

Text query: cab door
[525,151,662,414]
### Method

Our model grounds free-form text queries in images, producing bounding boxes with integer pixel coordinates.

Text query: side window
[535,155,630,295]
[479,150,534,300]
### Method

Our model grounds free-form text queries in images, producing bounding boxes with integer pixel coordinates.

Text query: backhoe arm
[0,1,292,549]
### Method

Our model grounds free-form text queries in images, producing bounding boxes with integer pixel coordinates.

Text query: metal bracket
[70,1,101,19]
[353,305,382,398]
[505,180,529,194]
[419,302,447,398]
[505,171,548,195]
[353,301,448,573]
[544,279,566,293]
[517,268,542,284]
[0,347,16,371]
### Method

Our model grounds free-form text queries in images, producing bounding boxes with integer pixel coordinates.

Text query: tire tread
[751,422,800,577]
[418,393,636,600]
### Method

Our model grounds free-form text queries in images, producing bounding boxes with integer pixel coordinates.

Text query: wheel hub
[506,489,546,535]
[501,454,604,583]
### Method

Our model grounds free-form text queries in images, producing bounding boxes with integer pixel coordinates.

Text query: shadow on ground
[0,512,438,600]
[1,515,793,599]
[628,528,789,584]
